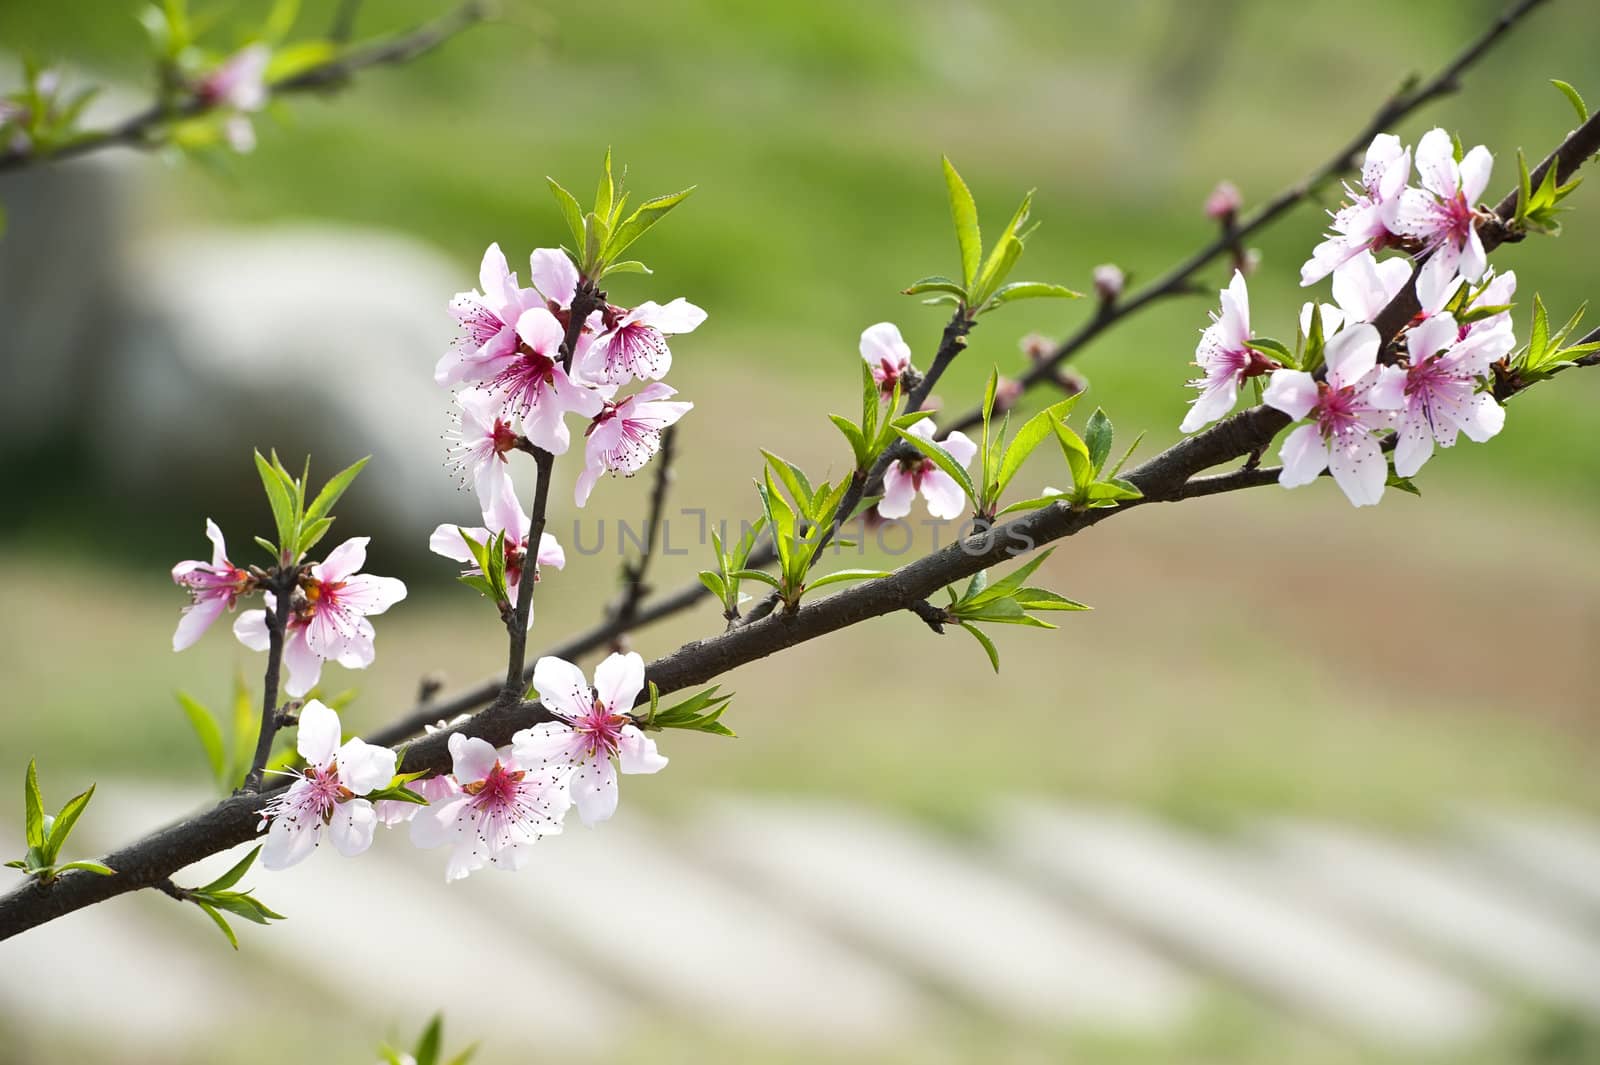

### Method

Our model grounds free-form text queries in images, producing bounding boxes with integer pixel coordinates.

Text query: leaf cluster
[548,150,695,280]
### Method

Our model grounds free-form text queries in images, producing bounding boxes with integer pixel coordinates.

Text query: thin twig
[241,571,293,792]
[0,1,490,174]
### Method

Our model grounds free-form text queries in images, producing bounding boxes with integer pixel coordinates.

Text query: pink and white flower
[436,244,539,387]
[1391,312,1511,477]
[515,652,667,826]
[1301,133,1412,286]
[1415,266,1517,339]
[1181,271,1272,432]
[375,773,462,831]
[196,44,268,151]
[1263,323,1407,506]
[879,418,976,521]
[257,700,397,870]
[410,733,571,880]
[444,388,521,509]
[581,299,707,384]
[1394,128,1493,293]
[296,538,407,662]
[428,484,565,611]
[1299,250,1412,336]
[479,307,605,454]
[234,594,372,698]
[860,322,913,396]
[171,519,254,651]
[574,382,693,507]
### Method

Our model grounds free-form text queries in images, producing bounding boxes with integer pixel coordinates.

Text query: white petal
[512,721,583,767]
[1327,430,1387,507]
[261,815,318,871]
[1323,323,1379,387]
[329,801,378,857]
[1392,410,1435,478]
[1408,313,1460,363]
[1459,145,1493,204]
[532,656,593,719]
[429,523,482,563]
[1262,370,1318,421]
[859,322,911,371]
[409,797,464,850]
[315,537,369,583]
[920,471,968,521]
[233,609,270,651]
[1180,379,1239,432]
[617,726,668,775]
[1277,424,1328,487]
[634,297,707,334]
[296,700,342,769]
[570,755,620,825]
[593,651,645,714]
[172,596,227,652]
[448,733,499,784]
[335,738,397,795]
[939,429,978,469]
[877,466,915,519]
[1457,391,1506,443]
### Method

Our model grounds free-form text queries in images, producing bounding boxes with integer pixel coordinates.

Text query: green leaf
[1106,430,1145,480]
[547,177,587,249]
[44,784,95,865]
[1385,473,1422,497]
[253,450,297,560]
[56,860,115,876]
[828,415,869,468]
[194,899,239,950]
[1552,79,1589,122]
[1050,414,1093,495]
[988,281,1081,306]
[698,570,727,600]
[23,759,43,851]
[1012,587,1091,611]
[996,493,1064,516]
[994,396,1079,500]
[198,845,262,894]
[971,235,1023,307]
[304,455,368,524]
[177,692,228,787]
[761,450,815,513]
[730,568,783,591]
[958,622,1000,673]
[263,0,300,40]
[601,259,652,277]
[605,186,696,262]
[1084,408,1114,478]
[964,548,1055,606]
[1246,336,1294,365]
[942,156,982,289]
[594,148,615,231]
[902,275,968,299]
[1529,293,1551,364]
[806,568,888,591]
[892,426,977,511]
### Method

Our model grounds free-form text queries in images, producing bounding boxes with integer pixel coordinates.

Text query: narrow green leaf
[942,156,982,289]
[1050,414,1093,494]
[902,275,968,299]
[988,281,1081,306]
[729,568,783,590]
[23,760,43,850]
[304,455,368,523]
[958,622,1001,673]
[547,177,587,249]
[1084,408,1114,477]
[56,860,115,876]
[760,450,815,512]
[806,568,889,591]
[198,845,262,894]
[971,234,1023,307]
[605,186,696,262]
[601,259,652,277]
[594,149,615,229]
[177,692,228,786]
[253,450,297,559]
[698,570,727,600]
[194,899,239,950]
[1106,430,1145,479]
[44,785,96,865]
[965,548,1056,606]
[1552,79,1589,122]
[1012,587,1091,611]
[828,414,869,468]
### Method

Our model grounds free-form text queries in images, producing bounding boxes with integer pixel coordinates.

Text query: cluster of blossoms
[258,653,666,880]
[171,526,408,695]
[430,244,702,583]
[857,321,978,521]
[1180,128,1514,506]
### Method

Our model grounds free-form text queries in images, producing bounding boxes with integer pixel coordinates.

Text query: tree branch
[0,1,490,174]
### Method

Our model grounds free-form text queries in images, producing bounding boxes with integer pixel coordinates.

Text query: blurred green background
[1,0,1598,1063]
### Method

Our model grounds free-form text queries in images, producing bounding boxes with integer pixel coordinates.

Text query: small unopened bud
[1092,264,1125,303]
[1055,369,1087,397]
[1020,333,1054,361]
[993,376,1023,413]
[1205,180,1242,222]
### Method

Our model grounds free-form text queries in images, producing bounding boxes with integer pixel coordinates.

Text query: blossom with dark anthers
[516,652,667,826]
[879,418,976,521]
[1393,127,1493,293]
[1391,311,1511,478]
[581,298,707,384]
[1181,271,1272,433]
[574,383,692,507]
[1301,133,1412,286]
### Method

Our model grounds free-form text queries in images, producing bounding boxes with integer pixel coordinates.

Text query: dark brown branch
[0,1,490,174]
[241,571,293,792]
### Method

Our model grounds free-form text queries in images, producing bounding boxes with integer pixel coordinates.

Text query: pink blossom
[375,773,461,831]
[196,45,269,111]
[296,538,407,662]
[574,382,692,507]
[581,298,707,384]
[1415,266,1517,339]
[438,244,541,387]
[1301,133,1412,286]
[171,519,254,651]
[445,388,521,509]
[428,484,565,611]
[880,418,976,521]
[1205,180,1242,221]
[1263,323,1407,506]
[1299,250,1412,336]
[1394,128,1493,294]
[516,652,667,826]
[234,594,370,698]
[257,700,397,870]
[410,734,571,880]
[860,322,913,396]
[1391,312,1510,477]
[1092,264,1125,303]
[472,306,605,454]
[1181,271,1273,433]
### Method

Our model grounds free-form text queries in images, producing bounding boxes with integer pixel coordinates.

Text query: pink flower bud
[1092,264,1124,302]
[1205,181,1242,221]
[1020,333,1054,361]
[993,376,1023,412]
